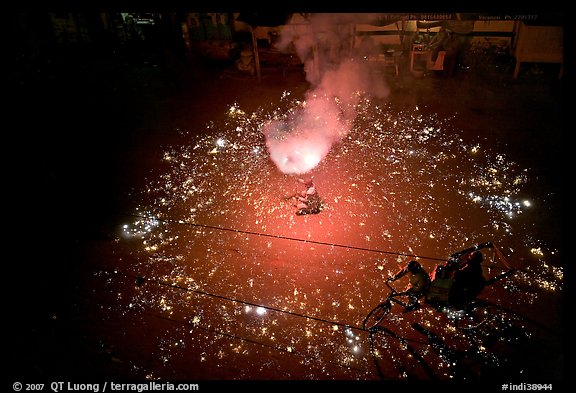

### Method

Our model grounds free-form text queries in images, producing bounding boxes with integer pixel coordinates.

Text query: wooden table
[512,21,563,79]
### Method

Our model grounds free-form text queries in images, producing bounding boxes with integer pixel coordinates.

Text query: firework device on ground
[362,241,516,331]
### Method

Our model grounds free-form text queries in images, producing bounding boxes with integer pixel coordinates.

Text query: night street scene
[9,8,564,391]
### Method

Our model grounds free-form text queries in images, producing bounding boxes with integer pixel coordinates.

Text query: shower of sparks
[107,95,563,380]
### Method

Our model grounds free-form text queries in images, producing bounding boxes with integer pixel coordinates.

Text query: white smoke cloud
[263,94,347,175]
[265,13,390,175]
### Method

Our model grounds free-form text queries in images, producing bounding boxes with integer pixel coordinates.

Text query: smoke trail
[264,13,390,174]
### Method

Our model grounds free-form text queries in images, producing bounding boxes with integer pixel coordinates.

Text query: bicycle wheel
[363,300,391,330]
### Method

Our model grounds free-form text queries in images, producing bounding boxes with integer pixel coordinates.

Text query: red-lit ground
[79,69,562,381]
[11,47,563,385]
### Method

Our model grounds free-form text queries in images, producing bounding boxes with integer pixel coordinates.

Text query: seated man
[293,178,322,216]
[448,250,487,307]
[388,260,431,311]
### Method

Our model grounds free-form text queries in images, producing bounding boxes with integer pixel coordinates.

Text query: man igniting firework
[285,177,323,216]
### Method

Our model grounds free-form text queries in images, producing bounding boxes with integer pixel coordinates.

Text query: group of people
[387,243,492,311]
[286,177,488,310]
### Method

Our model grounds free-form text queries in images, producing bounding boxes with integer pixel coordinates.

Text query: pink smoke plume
[264,13,390,175]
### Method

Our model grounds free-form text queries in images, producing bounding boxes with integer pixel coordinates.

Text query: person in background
[448,250,486,306]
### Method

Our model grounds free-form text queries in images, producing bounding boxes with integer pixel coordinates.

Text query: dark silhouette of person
[388,260,431,311]
[449,250,486,307]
